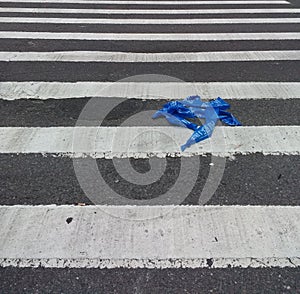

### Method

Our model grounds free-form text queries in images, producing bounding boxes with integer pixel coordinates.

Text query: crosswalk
[0,0,299,292]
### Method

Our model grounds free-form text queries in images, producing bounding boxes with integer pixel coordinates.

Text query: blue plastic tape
[152,95,241,151]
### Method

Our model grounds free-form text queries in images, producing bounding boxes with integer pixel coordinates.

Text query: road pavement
[0,0,299,292]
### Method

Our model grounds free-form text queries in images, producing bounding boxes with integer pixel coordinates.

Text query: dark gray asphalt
[0,154,299,206]
[1,267,300,294]
[0,2,292,8]
[2,23,300,32]
[1,61,300,82]
[1,12,300,18]
[0,98,299,127]
[1,39,300,52]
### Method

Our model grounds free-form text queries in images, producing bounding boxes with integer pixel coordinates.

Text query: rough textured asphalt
[0,267,299,294]
[0,154,299,206]
[1,39,300,52]
[1,61,300,82]
[0,98,299,127]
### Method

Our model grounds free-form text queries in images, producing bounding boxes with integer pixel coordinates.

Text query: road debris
[153,95,241,151]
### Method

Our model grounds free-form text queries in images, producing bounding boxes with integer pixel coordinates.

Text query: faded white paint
[1,32,300,41]
[0,205,299,268]
[1,50,299,62]
[1,257,299,268]
[0,126,299,158]
[1,17,299,24]
[0,0,290,4]
[0,82,299,100]
[0,7,299,14]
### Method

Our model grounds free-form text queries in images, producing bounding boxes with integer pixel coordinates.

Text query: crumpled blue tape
[152,95,241,151]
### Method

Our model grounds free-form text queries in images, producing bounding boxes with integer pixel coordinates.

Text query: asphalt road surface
[0,0,299,293]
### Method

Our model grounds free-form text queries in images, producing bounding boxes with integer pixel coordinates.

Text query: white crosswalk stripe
[0,50,299,62]
[1,82,299,100]
[0,205,299,269]
[0,126,299,157]
[1,32,300,40]
[0,0,299,289]
[0,8,299,14]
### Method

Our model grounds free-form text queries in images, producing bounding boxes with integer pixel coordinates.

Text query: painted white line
[0,8,299,14]
[1,17,299,24]
[0,0,290,4]
[0,82,299,100]
[0,126,299,158]
[1,50,299,62]
[0,205,299,268]
[1,32,300,40]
